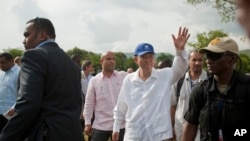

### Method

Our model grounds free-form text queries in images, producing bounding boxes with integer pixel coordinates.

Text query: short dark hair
[82,60,92,70]
[188,50,202,60]
[27,17,56,39]
[0,52,13,61]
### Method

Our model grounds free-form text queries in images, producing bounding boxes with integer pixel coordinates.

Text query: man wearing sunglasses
[181,37,250,141]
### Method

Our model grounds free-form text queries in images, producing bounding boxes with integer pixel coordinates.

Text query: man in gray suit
[0,17,84,141]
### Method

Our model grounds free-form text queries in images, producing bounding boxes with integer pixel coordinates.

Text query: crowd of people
[0,1,250,141]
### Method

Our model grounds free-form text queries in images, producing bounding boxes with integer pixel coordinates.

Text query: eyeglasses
[204,52,235,61]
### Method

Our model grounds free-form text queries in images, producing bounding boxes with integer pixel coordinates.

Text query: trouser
[91,128,125,141]
[0,115,8,133]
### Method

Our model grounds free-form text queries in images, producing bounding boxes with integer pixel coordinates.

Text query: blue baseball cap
[134,43,155,56]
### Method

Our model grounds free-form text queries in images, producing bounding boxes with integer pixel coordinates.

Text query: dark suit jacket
[0,42,84,141]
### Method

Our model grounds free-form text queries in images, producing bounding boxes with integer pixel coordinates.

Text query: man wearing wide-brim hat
[181,37,250,141]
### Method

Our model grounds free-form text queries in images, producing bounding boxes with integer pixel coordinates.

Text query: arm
[170,83,178,140]
[181,84,205,141]
[83,78,96,136]
[171,27,190,84]
[181,121,198,141]
[0,50,46,140]
[112,77,128,141]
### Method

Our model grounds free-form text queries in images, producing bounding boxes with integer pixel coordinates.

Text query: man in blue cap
[112,27,190,141]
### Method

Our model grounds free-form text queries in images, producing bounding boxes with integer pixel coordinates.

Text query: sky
[0,0,249,55]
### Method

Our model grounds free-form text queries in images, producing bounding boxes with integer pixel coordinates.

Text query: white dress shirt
[113,50,188,141]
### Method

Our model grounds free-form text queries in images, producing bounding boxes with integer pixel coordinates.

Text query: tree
[87,52,101,73]
[124,57,138,72]
[66,47,89,61]
[115,52,127,71]
[188,29,228,49]
[66,47,102,72]
[187,0,236,22]
[236,54,250,74]
[2,48,24,58]
[156,53,174,64]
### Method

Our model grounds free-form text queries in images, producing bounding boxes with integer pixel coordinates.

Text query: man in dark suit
[0,17,84,141]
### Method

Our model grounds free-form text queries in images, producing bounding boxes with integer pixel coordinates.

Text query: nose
[111,58,116,64]
[22,39,26,45]
[195,61,200,65]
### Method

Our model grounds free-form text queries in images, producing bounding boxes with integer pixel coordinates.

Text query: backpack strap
[176,75,185,104]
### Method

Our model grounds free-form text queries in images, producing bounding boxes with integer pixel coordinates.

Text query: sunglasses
[205,52,235,61]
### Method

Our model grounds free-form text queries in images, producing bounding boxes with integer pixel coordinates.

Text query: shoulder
[12,65,20,73]
[190,79,209,100]
[154,68,173,78]
[237,73,250,84]
[90,73,101,81]
[114,70,128,77]
[23,48,48,58]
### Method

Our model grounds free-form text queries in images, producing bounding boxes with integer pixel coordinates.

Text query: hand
[84,125,92,136]
[172,27,190,51]
[6,108,15,116]
[80,114,84,121]
[112,132,119,141]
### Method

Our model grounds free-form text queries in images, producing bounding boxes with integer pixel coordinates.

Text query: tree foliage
[156,53,174,63]
[187,0,236,22]
[115,52,127,71]
[188,29,228,49]
[236,54,250,74]
[124,57,138,71]
[189,29,250,73]
[2,48,24,58]
[66,47,102,72]
[66,46,89,60]
[66,47,137,72]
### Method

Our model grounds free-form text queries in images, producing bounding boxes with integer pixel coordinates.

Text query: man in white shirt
[170,50,207,141]
[112,27,190,141]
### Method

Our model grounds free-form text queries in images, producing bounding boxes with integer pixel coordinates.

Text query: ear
[134,56,139,65]
[38,30,48,41]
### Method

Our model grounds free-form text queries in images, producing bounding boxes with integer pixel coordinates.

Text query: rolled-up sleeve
[170,50,188,85]
[170,82,178,106]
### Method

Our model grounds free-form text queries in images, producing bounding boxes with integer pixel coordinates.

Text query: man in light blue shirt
[0,52,20,133]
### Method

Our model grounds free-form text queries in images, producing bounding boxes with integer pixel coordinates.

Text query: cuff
[85,118,91,125]
[175,50,186,57]
[113,122,121,132]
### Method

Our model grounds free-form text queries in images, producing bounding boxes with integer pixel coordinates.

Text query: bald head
[100,51,116,74]
[101,51,115,61]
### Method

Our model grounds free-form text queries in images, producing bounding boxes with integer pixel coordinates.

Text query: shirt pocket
[95,86,109,110]
[125,123,142,140]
